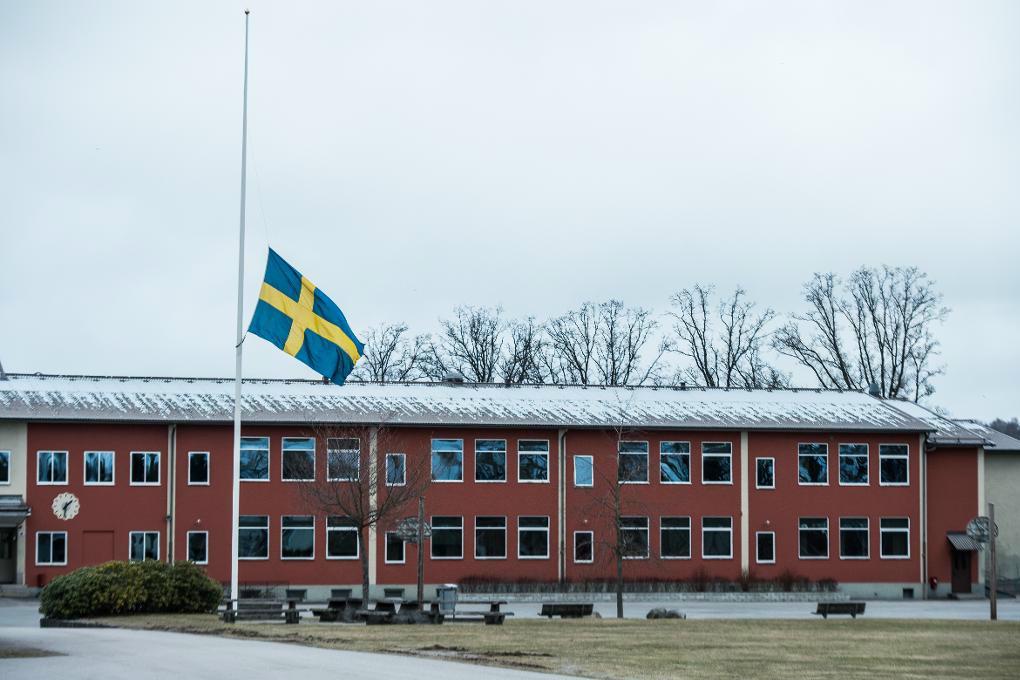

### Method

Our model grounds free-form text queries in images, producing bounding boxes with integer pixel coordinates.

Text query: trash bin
[436,584,458,615]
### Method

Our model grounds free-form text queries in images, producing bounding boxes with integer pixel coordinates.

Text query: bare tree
[669,285,788,388]
[500,317,548,384]
[773,266,949,400]
[426,305,506,382]
[546,302,600,384]
[989,418,1020,439]
[351,323,429,382]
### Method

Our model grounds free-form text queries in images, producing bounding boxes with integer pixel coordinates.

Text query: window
[880,518,910,558]
[660,517,691,559]
[475,516,507,559]
[282,437,316,481]
[385,453,406,486]
[839,444,869,485]
[188,452,209,485]
[798,444,828,485]
[431,439,463,482]
[36,532,67,565]
[130,452,160,485]
[702,517,733,559]
[573,455,593,487]
[187,531,208,564]
[620,516,649,559]
[518,440,549,482]
[0,450,8,484]
[879,444,909,485]
[660,442,690,484]
[756,531,776,564]
[574,531,594,563]
[84,451,115,485]
[281,516,314,559]
[618,441,649,483]
[517,516,550,558]
[240,437,270,481]
[129,531,160,561]
[839,517,869,559]
[385,532,405,564]
[327,438,360,481]
[702,443,732,483]
[37,451,67,484]
[431,516,463,559]
[326,517,358,559]
[799,517,829,559]
[239,515,269,559]
[756,457,775,489]
[475,440,506,482]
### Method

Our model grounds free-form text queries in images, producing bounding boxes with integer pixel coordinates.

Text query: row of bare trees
[351,265,949,401]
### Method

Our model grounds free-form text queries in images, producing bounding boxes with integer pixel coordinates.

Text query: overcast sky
[1,1,1017,420]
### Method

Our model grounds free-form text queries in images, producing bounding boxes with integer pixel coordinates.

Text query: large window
[36,532,67,566]
[756,457,775,489]
[240,437,270,481]
[660,516,691,559]
[327,438,360,482]
[281,515,315,559]
[431,440,463,482]
[574,455,593,487]
[431,516,463,559]
[574,531,594,563]
[130,452,160,485]
[880,518,910,558]
[702,443,732,483]
[84,451,115,485]
[37,451,67,484]
[326,517,358,559]
[838,444,869,485]
[385,532,405,564]
[620,516,649,559]
[702,517,733,559]
[188,451,209,485]
[129,531,159,561]
[839,517,869,559]
[475,516,507,559]
[799,517,829,559]
[0,450,9,484]
[756,531,776,564]
[282,438,316,481]
[798,444,828,485]
[239,515,269,559]
[518,440,549,482]
[660,442,690,484]
[187,531,208,564]
[517,516,550,558]
[475,440,506,482]
[879,445,909,485]
[618,441,649,483]
[385,453,406,486]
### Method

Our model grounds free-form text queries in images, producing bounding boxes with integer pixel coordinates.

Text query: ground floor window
[880,518,910,558]
[36,531,67,565]
[702,517,732,559]
[799,517,829,559]
[574,531,593,563]
[518,516,550,558]
[660,516,691,558]
[385,531,405,564]
[431,516,463,559]
[326,517,358,559]
[129,531,159,561]
[239,515,269,559]
[475,516,507,559]
[187,531,208,564]
[282,516,314,559]
[756,531,775,563]
[839,517,869,559]
[620,516,649,558]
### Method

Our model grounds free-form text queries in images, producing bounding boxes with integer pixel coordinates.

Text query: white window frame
[617,441,649,484]
[573,530,594,564]
[701,443,733,485]
[880,517,911,559]
[517,440,550,484]
[838,517,870,560]
[838,443,869,486]
[281,437,316,482]
[474,439,507,483]
[128,531,160,561]
[756,531,776,564]
[701,516,733,560]
[797,443,829,486]
[186,530,209,565]
[755,457,775,490]
[798,517,830,560]
[660,516,692,560]
[325,517,360,560]
[517,516,551,559]
[0,450,9,484]
[430,515,464,560]
[573,455,593,488]
[620,516,650,560]
[384,531,406,564]
[879,443,910,487]
[384,453,406,486]
[187,451,210,486]
[474,516,508,560]
[431,439,464,483]
[35,531,68,566]
[83,450,116,486]
[239,436,270,482]
[659,441,691,485]
[129,451,161,486]
[36,451,68,486]
[238,515,270,560]
[326,437,360,482]
[280,515,315,560]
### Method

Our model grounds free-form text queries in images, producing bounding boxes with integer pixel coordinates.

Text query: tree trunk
[359,526,371,601]
[616,553,624,619]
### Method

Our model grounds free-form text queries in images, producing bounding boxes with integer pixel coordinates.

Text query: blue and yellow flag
[248,248,364,385]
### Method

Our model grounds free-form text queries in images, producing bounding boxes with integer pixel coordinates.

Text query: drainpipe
[167,424,177,563]
[920,432,927,599]
[558,428,567,584]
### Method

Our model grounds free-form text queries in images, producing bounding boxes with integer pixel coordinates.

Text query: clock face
[51,492,80,521]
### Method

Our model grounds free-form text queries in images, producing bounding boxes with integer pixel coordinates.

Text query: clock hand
[62,500,72,514]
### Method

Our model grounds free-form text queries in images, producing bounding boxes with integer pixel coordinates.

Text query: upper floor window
[130,452,160,485]
[37,451,67,485]
[618,441,649,483]
[879,444,909,485]
[282,438,316,481]
[431,439,463,482]
[518,440,549,482]
[0,450,10,484]
[385,453,406,486]
[798,444,828,485]
[838,444,869,485]
[573,455,593,487]
[702,442,732,484]
[129,531,160,561]
[240,437,270,481]
[756,457,775,489]
[475,439,507,482]
[84,451,115,485]
[327,438,360,482]
[188,452,210,485]
[660,442,690,484]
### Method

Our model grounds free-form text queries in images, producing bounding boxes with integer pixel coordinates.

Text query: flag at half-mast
[248,248,364,384]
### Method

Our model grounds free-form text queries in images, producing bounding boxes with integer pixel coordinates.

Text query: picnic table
[540,602,594,619]
[451,600,512,625]
[311,596,364,623]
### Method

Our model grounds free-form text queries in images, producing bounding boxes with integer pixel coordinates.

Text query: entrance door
[0,529,16,583]
[951,549,972,594]
[82,531,115,566]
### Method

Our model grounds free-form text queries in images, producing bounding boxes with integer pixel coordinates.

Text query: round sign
[965,516,998,543]
[395,517,431,543]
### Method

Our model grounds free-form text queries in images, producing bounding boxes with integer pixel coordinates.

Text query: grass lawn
[88,614,1019,679]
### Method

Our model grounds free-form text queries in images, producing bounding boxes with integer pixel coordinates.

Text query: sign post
[395,501,431,610]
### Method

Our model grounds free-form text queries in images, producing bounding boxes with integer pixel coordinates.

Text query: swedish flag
[248,248,364,385]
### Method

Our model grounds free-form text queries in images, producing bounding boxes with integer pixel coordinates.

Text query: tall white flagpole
[230,9,251,606]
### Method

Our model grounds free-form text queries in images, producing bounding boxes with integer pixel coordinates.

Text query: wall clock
[52,492,80,521]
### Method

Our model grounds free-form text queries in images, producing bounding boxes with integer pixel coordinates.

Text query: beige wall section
[984,453,1020,586]
[0,422,28,585]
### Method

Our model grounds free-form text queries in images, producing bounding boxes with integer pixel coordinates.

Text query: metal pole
[417,496,425,609]
[230,9,251,606]
[989,503,997,621]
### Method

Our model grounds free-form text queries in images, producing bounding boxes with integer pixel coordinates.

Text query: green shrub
[40,561,222,620]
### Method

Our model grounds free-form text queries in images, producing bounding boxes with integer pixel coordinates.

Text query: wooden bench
[813,601,866,619]
[450,600,513,625]
[540,602,594,619]
[311,596,363,623]
[222,599,300,624]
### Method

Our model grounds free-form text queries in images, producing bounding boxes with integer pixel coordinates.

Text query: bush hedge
[40,560,222,620]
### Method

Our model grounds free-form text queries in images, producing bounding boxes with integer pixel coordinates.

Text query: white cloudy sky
[1,1,1017,420]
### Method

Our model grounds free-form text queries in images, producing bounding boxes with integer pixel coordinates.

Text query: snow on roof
[0,373,935,432]
[880,399,988,447]
[953,420,1020,452]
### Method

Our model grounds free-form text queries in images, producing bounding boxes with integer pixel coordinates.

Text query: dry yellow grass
[90,613,1020,679]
